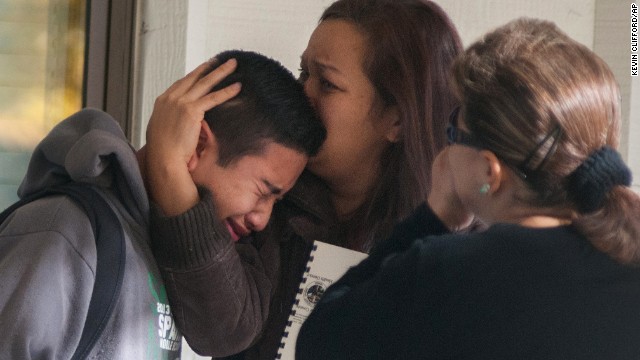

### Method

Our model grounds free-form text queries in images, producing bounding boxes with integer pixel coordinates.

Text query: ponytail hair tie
[567,146,632,213]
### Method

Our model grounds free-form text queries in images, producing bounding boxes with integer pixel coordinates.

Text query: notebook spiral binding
[275,243,319,359]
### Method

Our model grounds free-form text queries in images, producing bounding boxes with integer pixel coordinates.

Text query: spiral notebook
[276,240,368,359]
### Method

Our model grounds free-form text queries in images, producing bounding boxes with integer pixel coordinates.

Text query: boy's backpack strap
[0,184,126,359]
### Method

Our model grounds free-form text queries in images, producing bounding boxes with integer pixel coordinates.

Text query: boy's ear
[187,121,217,172]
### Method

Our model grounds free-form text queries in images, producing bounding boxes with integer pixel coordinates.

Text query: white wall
[593,0,640,193]
[134,0,637,187]
[630,75,640,193]
[442,0,594,47]
[189,0,596,71]
[133,0,598,141]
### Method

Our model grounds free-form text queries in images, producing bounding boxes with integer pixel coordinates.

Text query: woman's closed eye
[298,67,309,83]
[298,65,340,92]
[319,77,339,91]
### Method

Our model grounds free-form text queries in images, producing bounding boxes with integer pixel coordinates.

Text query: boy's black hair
[204,50,326,166]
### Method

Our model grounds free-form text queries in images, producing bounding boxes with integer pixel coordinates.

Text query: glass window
[0,0,86,209]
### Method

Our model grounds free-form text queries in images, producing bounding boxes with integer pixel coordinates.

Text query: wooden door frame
[83,0,137,140]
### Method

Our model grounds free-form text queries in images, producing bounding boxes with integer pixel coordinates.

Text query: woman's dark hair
[453,18,640,264]
[205,50,326,167]
[320,0,463,251]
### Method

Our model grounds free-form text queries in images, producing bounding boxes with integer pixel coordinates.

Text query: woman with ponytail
[296,18,640,360]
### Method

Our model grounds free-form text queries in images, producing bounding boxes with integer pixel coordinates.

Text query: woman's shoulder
[401,223,636,291]
[407,224,582,271]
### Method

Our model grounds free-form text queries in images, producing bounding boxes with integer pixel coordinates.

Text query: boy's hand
[145,59,241,216]
[146,59,240,166]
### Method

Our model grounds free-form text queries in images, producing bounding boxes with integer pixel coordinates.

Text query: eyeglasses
[446,105,529,179]
[445,105,564,180]
[446,106,482,148]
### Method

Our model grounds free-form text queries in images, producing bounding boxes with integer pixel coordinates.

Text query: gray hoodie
[0,108,181,359]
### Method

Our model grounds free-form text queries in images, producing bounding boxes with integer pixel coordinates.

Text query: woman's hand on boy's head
[428,148,474,231]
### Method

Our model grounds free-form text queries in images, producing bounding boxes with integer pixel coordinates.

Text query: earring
[479,183,490,194]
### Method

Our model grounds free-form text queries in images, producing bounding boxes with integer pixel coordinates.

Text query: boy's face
[190,140,307,241]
